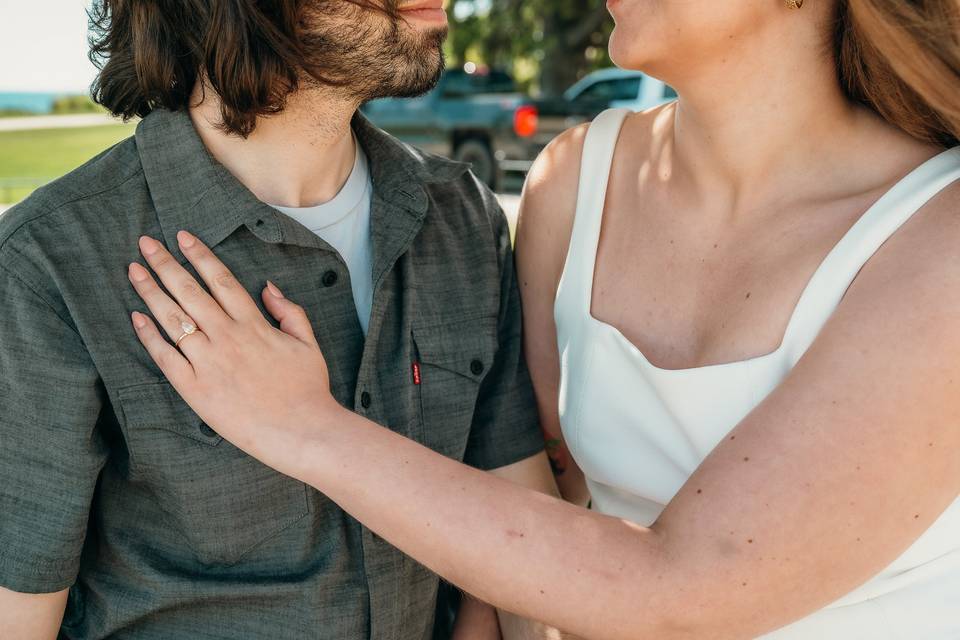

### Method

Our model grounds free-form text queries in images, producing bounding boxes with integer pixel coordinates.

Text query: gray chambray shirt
[0,108,543,639]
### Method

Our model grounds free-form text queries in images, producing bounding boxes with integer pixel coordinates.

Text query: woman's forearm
[297,408,672,640]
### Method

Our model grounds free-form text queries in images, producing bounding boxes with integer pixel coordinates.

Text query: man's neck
[189,83,361,208]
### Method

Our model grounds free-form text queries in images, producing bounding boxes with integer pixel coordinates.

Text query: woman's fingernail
[266,280,284,299]
[131,312,147,329]
[129,262,149,282]
[178,230,196,248]
[139,236,160,256]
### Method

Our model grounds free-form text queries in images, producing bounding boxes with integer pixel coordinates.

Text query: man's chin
[374,42,446,99]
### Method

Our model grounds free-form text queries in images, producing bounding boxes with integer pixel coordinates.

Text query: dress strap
[556,108,632,313]
[781,147,960,365]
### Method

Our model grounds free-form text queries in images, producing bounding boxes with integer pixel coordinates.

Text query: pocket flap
[117,382,223,446]
[412,316,497,381]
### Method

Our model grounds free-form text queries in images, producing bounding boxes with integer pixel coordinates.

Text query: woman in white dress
[125,0,960,637]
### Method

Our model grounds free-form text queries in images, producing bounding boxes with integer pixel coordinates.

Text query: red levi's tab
[412,361,422,385]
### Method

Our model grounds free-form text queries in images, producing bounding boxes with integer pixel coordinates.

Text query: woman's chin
[608,29,650,72]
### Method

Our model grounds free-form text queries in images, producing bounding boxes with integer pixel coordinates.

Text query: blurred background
[0,0,674,217]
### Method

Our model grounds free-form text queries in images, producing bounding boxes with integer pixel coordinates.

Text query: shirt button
[360,391,372,409]
[470,359,485,376]
[322,270,339,287]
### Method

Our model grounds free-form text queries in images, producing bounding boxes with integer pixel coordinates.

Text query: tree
[449,0,614,96]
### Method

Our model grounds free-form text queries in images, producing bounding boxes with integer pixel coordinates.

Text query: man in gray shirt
[0,1,550,638]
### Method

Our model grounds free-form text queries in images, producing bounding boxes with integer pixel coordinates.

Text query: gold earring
[786,0,804,8]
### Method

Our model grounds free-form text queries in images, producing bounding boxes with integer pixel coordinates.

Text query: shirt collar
[136,108,471,256]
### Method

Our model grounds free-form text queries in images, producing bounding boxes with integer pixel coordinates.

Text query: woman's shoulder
[842,144,960,339]
[516,105,670,286]
[523,104,668,214]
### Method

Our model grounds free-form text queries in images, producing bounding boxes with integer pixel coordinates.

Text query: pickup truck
[361,66,675,189]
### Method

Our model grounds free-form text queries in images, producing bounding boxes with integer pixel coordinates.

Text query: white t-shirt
[271,141,374,334]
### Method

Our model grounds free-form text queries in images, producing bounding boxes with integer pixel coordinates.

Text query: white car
[563,68,677,112]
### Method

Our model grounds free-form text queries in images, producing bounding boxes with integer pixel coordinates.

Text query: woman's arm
[514,126,592,507]
[0,587,67,640]
[126,188,960,639]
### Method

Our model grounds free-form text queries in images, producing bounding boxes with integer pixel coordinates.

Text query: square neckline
[581,112,960,374]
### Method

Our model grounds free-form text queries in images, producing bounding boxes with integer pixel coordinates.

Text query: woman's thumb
[262,281,319,346]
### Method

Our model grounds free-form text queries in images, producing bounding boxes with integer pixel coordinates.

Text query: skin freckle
[745,292,751,299]
[743,456,750,462]
[697,489,702,494]
[747,539,753,544]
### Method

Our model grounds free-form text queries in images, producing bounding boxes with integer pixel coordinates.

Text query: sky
[0,0,99,93]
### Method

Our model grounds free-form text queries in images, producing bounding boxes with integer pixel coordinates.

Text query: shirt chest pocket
[412,316,498,461]
[117,382,310,566]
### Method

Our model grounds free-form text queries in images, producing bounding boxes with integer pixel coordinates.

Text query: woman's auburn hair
[838,0,960,148]
[89,0,395,137]
[91,0,960,145]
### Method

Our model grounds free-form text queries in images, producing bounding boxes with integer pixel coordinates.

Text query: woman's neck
[652,12,877,216]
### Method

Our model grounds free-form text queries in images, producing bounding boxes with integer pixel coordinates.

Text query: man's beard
[301,4,448,102]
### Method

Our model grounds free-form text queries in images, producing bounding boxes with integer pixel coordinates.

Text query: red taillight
[514,105,539,138]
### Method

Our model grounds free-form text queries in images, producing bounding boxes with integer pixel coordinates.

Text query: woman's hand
[127,230,346,475]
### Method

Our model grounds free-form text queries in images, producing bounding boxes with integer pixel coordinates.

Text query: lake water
[0,92,72,113]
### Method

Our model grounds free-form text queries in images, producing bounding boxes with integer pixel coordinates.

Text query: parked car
[362,66,529,189]
[562,68,677,113]
[362,66,676,189]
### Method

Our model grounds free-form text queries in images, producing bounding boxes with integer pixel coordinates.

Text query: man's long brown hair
[89,0,396,137]
[837,0,960,147]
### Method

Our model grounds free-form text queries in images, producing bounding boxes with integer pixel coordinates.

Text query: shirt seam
[0,549,75,586]
[0,167,145,255]
[0,258,83,339]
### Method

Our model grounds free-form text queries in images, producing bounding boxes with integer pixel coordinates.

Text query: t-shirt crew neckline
[270,136,370,230]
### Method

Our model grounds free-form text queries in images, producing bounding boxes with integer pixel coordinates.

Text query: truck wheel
[454,139,498,190]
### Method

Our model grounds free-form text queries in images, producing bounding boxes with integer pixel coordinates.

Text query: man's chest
[80,228,499,567]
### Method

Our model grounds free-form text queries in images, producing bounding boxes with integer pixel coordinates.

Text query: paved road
[0,113,126,132]
[498,194,520,227]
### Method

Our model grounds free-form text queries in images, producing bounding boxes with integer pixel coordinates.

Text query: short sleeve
[462,194,544,471]
[0,260,107,593]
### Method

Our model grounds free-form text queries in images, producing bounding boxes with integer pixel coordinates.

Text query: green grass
[0,123,137,203]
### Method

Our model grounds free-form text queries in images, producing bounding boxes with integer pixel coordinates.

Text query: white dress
[555,108,960,638]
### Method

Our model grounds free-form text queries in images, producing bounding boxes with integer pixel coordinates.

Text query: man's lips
[399,0,444,11]
[398,0,447,20]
